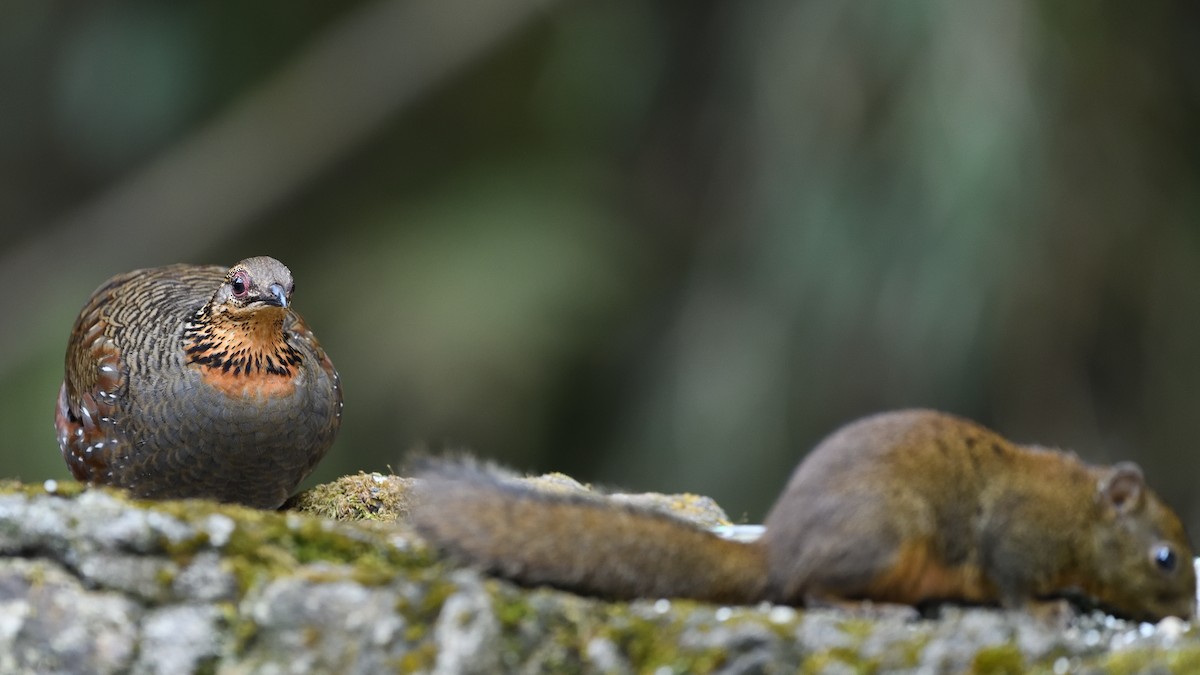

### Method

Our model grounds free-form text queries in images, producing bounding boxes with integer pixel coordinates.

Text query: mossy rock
[0,477,1194,673]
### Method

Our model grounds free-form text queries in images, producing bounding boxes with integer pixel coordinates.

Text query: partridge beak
[267,283,289,308]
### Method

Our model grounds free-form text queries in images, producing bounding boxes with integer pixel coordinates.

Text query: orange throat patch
[183,305,301,399]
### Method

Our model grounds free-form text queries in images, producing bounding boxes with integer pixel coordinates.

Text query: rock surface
[0,476,1197,674]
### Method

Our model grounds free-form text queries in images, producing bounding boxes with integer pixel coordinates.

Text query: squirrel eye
[1153,545,1177,573]
[231,272,249,298]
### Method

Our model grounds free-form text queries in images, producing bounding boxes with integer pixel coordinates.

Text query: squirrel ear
[1100,462,1145,513]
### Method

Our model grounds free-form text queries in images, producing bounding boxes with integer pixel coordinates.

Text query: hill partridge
[55,256,343,509]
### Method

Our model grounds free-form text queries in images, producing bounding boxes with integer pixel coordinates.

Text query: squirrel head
[1086,462,1196,621]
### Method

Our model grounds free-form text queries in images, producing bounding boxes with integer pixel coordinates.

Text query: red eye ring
[231,271,249,298]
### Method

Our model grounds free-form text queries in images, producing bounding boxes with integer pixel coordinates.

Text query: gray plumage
[56,256,342,509]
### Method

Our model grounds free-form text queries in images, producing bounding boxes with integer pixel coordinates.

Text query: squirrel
[410,409,1197,622]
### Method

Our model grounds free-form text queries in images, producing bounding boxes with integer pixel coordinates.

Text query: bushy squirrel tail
[410,458,768,604]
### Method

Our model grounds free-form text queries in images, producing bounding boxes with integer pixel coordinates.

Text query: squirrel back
[411,410,1197,621]
[762,411,1195,622]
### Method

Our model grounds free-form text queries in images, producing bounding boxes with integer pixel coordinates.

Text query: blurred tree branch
[0,0,557,360]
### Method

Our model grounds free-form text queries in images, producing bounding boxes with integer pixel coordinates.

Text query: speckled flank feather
[55,257,343,509]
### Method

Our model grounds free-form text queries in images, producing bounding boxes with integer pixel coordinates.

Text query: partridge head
[55,256,343,509]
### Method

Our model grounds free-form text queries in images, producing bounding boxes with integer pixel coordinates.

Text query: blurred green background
[4,1,1200,531]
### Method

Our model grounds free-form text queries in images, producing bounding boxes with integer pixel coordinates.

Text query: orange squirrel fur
[412,410,1196,621]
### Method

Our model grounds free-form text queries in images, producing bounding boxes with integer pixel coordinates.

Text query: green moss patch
[286,471,415,521]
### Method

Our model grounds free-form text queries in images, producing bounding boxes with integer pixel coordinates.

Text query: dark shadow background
[4,2,1200,531]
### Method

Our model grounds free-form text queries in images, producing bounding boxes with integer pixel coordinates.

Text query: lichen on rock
[286,471,416,521]
[0,477,1196,673]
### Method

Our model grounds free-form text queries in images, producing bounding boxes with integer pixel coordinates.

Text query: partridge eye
[1153,545,1177,573]
[231,273,249,298]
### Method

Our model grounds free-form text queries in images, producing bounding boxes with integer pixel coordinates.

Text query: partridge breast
[55,256,343,509]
